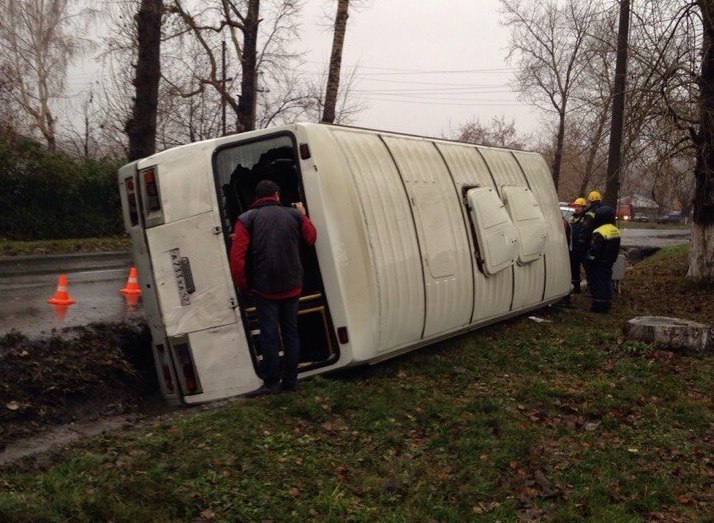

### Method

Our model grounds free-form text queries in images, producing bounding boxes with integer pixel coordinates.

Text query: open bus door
[213,133,341,382]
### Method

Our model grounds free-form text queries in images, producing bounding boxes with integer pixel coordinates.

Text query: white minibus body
[118,123,570,404]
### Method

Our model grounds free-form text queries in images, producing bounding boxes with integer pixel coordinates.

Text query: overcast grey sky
[299,0,539,138]
[64,0,539,141]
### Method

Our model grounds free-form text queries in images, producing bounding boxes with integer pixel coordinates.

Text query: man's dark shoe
[281,381,298,392]
[245,383,282,398]
[590,301,611,313]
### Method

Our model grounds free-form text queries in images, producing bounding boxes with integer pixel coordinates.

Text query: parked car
[560,205,575,220]
[632,213,649,222]
[657,211,682,224]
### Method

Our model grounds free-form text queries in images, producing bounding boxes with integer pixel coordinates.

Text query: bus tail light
[142,167,161,211]
[125,176,139,226]
[299,143,311,159]
[138,166,165,227]
[169,336,202,395]
[155,343,176,393]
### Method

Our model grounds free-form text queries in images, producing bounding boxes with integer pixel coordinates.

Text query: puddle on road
[0,276,145,338]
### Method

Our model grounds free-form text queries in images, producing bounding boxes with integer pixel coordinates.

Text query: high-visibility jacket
[589,223,621,265]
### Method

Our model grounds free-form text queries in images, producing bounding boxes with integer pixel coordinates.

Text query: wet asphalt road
[0,252,141,338]
[0,228,691,338]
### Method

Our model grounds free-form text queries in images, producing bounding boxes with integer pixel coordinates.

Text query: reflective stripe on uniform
[593,223,620,240]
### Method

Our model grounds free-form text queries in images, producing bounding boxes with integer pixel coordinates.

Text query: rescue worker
[587,206,621,313]
[568,197,588,293]
[580,190,603,290]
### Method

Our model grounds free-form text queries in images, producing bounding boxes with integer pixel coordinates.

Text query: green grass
[1,246,713,521]
[0,236,131,256]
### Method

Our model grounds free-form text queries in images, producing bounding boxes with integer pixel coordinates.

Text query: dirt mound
[0,322,159,452]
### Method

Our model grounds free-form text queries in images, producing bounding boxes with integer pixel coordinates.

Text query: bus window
[214,135,301,228]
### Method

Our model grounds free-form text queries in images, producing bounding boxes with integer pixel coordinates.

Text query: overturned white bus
[118,123,570,405]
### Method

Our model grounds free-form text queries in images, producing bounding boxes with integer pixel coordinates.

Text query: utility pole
[322,0,349,123]
[221,39,227,136]
[604,0,630,209]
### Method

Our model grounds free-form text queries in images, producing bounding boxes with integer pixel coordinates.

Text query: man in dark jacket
[229,180,317,395]
[568,197,588,293]
[580,190,603,290]
[587,205,621,313]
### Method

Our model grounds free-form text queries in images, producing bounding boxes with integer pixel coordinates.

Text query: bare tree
[689,0,714,279]
[62,88,101,158]
[632,0,714,279]
[500,0,595,190]
[166,0,308,135]
[0,0,82,151]
[125,0,163,161]
[451,116,531,150]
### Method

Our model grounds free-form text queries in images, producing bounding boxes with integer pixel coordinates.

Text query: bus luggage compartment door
[145,211,237,335]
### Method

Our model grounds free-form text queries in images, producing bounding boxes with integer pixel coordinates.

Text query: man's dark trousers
[589,262,613,312]
[255,295,300,389]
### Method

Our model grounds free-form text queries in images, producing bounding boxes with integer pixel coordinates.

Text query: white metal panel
[502,186,548,264]
[512,152,570,301]
[137,143,216,225]
[330,129,424,353]
[292,126,365,365]
[434,143,513,323]
[118,163,181,402]
[381,136,472,337]
[182,324,261,404]
[467,187,519,275]
[478,148,545,310]
[146,211,237,336]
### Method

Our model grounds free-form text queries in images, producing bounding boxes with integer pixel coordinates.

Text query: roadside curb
[0,251,133,277]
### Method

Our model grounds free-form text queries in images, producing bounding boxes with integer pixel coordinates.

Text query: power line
[366,97,526,107]
[301,60,515,75]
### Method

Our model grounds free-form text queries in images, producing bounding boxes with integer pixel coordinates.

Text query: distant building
[617,194,659,221]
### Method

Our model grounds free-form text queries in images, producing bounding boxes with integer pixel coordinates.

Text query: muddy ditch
[0,321,168,467]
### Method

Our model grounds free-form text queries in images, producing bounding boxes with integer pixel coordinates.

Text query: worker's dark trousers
[589,261,614,312]
[569,249,585,291]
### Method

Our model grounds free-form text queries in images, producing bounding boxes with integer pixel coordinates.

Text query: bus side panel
[434,143,513,324]
[512,152,570,301]
[181,324,261,404]
[477,148,545,311]
[330,129,425,354]
[380,136,472,338]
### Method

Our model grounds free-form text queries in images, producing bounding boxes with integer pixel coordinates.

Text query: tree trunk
[551,108,566,190]
[237,0,260,133]
[321,0,349,124]
[689,1,714,280]
[126,0,163,162]
[603,0,630,209]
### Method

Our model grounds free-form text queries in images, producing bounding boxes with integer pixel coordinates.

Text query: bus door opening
[213,133,340,376]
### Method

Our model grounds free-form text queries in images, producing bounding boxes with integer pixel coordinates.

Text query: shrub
[0,136,125,240]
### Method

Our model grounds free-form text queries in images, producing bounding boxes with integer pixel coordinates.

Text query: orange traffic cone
[124,292,140,309]
[120,266,142,295]
[52,303,70,322]
[47,274,76,305]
